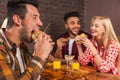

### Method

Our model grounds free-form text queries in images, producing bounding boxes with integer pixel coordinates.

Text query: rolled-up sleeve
[98,42,119,74]
[24,56,45,80]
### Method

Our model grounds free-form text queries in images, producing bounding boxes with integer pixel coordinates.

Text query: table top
[40,62,120,80]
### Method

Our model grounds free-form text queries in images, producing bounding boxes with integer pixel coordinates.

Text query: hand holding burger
[75,33,87,42]
[32,29,55,61]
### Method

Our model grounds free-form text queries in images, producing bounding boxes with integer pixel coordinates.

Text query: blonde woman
[77,16,120,75]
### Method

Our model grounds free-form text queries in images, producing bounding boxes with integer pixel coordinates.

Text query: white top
[16,47,25,73]
[68,39,75,55]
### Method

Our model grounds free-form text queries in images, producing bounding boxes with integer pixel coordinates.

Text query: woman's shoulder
[108,40,120,47]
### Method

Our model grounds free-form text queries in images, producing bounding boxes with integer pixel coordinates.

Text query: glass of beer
[53,59,61,70]
[72,60,80,70]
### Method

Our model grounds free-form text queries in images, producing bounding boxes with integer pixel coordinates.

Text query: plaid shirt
[79,39,120,75]
[0,29,43,80]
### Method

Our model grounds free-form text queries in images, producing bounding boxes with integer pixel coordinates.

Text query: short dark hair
[7,0,39,28]
[64,11,80,22]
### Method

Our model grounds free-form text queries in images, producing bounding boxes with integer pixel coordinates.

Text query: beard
[20,26,33,43]
[67,28,80,36]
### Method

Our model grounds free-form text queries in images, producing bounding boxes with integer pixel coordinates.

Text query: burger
[75,33,86,42]
[79,33,86,38]
[32,29,42,41]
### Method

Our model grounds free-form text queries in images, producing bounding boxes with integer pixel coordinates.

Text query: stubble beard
[68,28,79,36]
[20,26,33,43]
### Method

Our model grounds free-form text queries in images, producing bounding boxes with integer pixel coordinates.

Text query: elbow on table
[98,66,111,73]
[79,60,89,66]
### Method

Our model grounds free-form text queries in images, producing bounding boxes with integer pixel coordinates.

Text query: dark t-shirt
[58,30,92,60]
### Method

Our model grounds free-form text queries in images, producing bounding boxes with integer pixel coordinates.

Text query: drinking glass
[72,60,80,70]
[53,59,61,70]
[64,55,74,68]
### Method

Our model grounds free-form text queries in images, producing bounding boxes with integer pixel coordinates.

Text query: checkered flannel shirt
[0,29,44,80]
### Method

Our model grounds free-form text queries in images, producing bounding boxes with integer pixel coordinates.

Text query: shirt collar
[0,28,17,53]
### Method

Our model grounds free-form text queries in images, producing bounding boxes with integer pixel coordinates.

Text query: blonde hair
[91,16,119,48]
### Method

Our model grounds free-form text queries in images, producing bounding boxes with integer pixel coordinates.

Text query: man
[0,0,54,80]
[54,11,92,60]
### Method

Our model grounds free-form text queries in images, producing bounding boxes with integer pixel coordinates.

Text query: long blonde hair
[91,16,120,72]
[91,16,119,48]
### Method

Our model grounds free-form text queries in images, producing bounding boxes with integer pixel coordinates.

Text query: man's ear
[65,23,68,29]
[13,15,22,26]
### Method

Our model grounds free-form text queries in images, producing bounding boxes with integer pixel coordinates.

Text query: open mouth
[73,28,80,32]
[91,31,96,34]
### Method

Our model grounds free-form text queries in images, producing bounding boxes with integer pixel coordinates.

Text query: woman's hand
[80,37,98,55]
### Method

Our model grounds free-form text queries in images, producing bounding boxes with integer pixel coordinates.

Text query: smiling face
[20,4,43,43]
[90,18,105,39]
[65,17,80,37]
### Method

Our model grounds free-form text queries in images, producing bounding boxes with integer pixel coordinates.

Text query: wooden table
[40,62,120,80]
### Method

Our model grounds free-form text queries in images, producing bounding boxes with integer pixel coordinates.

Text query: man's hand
[34,32,55,61]
[56,38,69,50]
